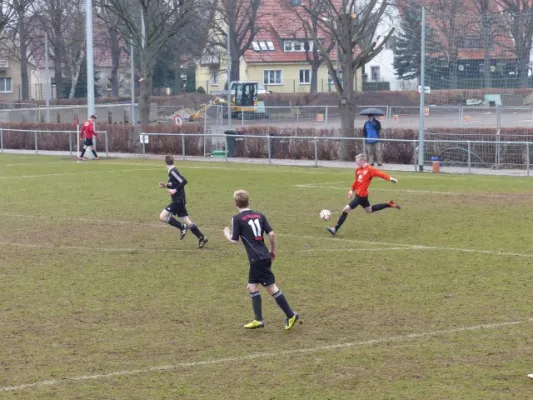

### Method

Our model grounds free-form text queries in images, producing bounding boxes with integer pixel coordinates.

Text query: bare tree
[497,0,533,88]
[276,0,335,93]
[7,0,38,101]
[473,0,494,89]
[211,0,262,82]
[426,0,469,90]
[298,0,392,160]
[96,2,125,97]
[103,0,214,123]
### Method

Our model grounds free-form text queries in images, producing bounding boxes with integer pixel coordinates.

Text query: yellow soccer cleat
[244,320,264,329]
[285,312,299,331]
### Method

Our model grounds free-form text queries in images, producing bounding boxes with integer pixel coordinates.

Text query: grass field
[1,154,533,399]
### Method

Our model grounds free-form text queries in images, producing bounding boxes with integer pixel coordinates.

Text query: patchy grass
[0,154,533,399]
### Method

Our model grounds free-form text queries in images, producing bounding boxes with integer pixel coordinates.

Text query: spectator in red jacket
[79,114,99,160]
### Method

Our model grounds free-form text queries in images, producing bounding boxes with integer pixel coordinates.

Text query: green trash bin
[225,130,237,157]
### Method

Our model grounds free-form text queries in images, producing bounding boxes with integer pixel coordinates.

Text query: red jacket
[81,120,98,140]
[351,164,391,197]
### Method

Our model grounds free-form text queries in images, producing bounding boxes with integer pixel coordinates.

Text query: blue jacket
[364,120,381,144]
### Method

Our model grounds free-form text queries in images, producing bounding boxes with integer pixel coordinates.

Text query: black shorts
[165,201,188,218]
[349,196,371,209]
[249,258,275,287]
[84,139,93,147]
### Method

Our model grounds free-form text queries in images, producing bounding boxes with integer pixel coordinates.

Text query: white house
[363,2,417,91]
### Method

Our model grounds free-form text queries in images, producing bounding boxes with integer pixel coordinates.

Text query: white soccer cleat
[528,374,533,379]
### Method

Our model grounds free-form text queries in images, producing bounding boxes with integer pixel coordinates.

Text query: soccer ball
[319,209,331,221]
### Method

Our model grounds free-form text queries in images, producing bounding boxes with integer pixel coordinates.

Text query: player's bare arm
[268,231,276,261]
[224,227,239,244]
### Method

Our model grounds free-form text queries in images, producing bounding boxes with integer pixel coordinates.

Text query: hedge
[1,123,532,166]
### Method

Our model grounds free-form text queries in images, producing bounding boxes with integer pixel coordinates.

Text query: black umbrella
[359,107,385,116]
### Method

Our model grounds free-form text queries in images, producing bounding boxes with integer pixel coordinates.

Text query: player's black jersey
[231,209,273,263]
[167,166,188,203]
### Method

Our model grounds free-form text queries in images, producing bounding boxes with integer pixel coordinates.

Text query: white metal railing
[0,128,108,157]
[139,132,532,176]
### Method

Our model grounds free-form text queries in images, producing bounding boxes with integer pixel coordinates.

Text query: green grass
[1,154,533,399]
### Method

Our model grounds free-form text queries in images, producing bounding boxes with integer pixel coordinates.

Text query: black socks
[335,211,349,231]
[250,291,263,321]
[272,290,294,318]
[166,216,184,230]
[189,223,205,239]
[371,203,390,213]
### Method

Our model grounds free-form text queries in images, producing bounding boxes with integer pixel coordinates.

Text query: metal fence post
[69,132,72,156]
[142,134,146,156]
[182,134,185,160]
[413,141,417,172]
[296,106,299,124]
[1,129,3,153]
[105,131,109,157]
[34,130,38,154]
[467,140,471,173]
[527,142,530,177]
[314,137,318,167]
[496,106,501,130]
[325,106,329,128]
[267,134,271,164]
[459,106,464,128]
[241,110,244,126]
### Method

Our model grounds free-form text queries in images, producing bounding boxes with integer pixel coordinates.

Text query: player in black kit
[224,190,299,330]
[159,155,208,248]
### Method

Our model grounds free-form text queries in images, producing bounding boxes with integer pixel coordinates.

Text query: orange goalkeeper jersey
[351,165,391,197]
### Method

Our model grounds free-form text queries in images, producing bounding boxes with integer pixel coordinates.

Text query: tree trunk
[449,58,458,89]
[231,56,240,82]
[310,62,319,93]
[110,28,120,97]
[519,56,529,88]
[68,56,84,99]
[339,57,356,161]
[482,16,492,89]
[139,62,153,124]
[18,13,29,100]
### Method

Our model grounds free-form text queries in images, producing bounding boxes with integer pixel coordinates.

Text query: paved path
[1,149,531,177]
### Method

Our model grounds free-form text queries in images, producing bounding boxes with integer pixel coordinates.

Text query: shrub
[196,87,206,94]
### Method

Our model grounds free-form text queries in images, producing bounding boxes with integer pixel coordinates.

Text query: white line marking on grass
[2,211,532,259]
[1,317,532,392]
[295,183,520,198]
[303,245,533,258]
[300,247,410,253]
[0,167,161,180]
[0,241,202,253]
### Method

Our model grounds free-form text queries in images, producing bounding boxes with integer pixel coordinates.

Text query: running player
[328,153,401,236]
[159,155,208,248]
[79,114,99,160]
[224,190,299,330]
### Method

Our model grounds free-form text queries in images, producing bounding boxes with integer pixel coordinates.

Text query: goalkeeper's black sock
[80,149,86,158]
[250,291,263,321]
[272,290,294,318]
[189,223,204,239]
[371,203,390,213]
[166,216,184,230]
[91,149,98,158]
[335,212,349,231]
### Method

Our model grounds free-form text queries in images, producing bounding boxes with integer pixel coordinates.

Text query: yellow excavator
[188,81,267,121]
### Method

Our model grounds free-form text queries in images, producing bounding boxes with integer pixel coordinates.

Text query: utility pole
[86,0,95,118]
[226,25,232,130]
[417,7,426,172]
[44,33,50,122]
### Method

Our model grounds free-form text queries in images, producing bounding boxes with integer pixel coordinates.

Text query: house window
[371,66,380,81]
[460,36,482,49]
[284,40,313,52]
[291,0,301,5]
[264,70,282,85]
[0,77,12,92]
[252,40,275,51]
[210,69,219,85]
[299,69,311,84]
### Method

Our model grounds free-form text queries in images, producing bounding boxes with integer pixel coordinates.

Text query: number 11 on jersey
[248,219,262,239]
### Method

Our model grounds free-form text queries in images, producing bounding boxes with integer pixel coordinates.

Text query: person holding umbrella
[360,108,384,166]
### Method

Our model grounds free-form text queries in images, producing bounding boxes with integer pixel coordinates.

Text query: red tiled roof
[243,0,338,64]
[396,0,517,61]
